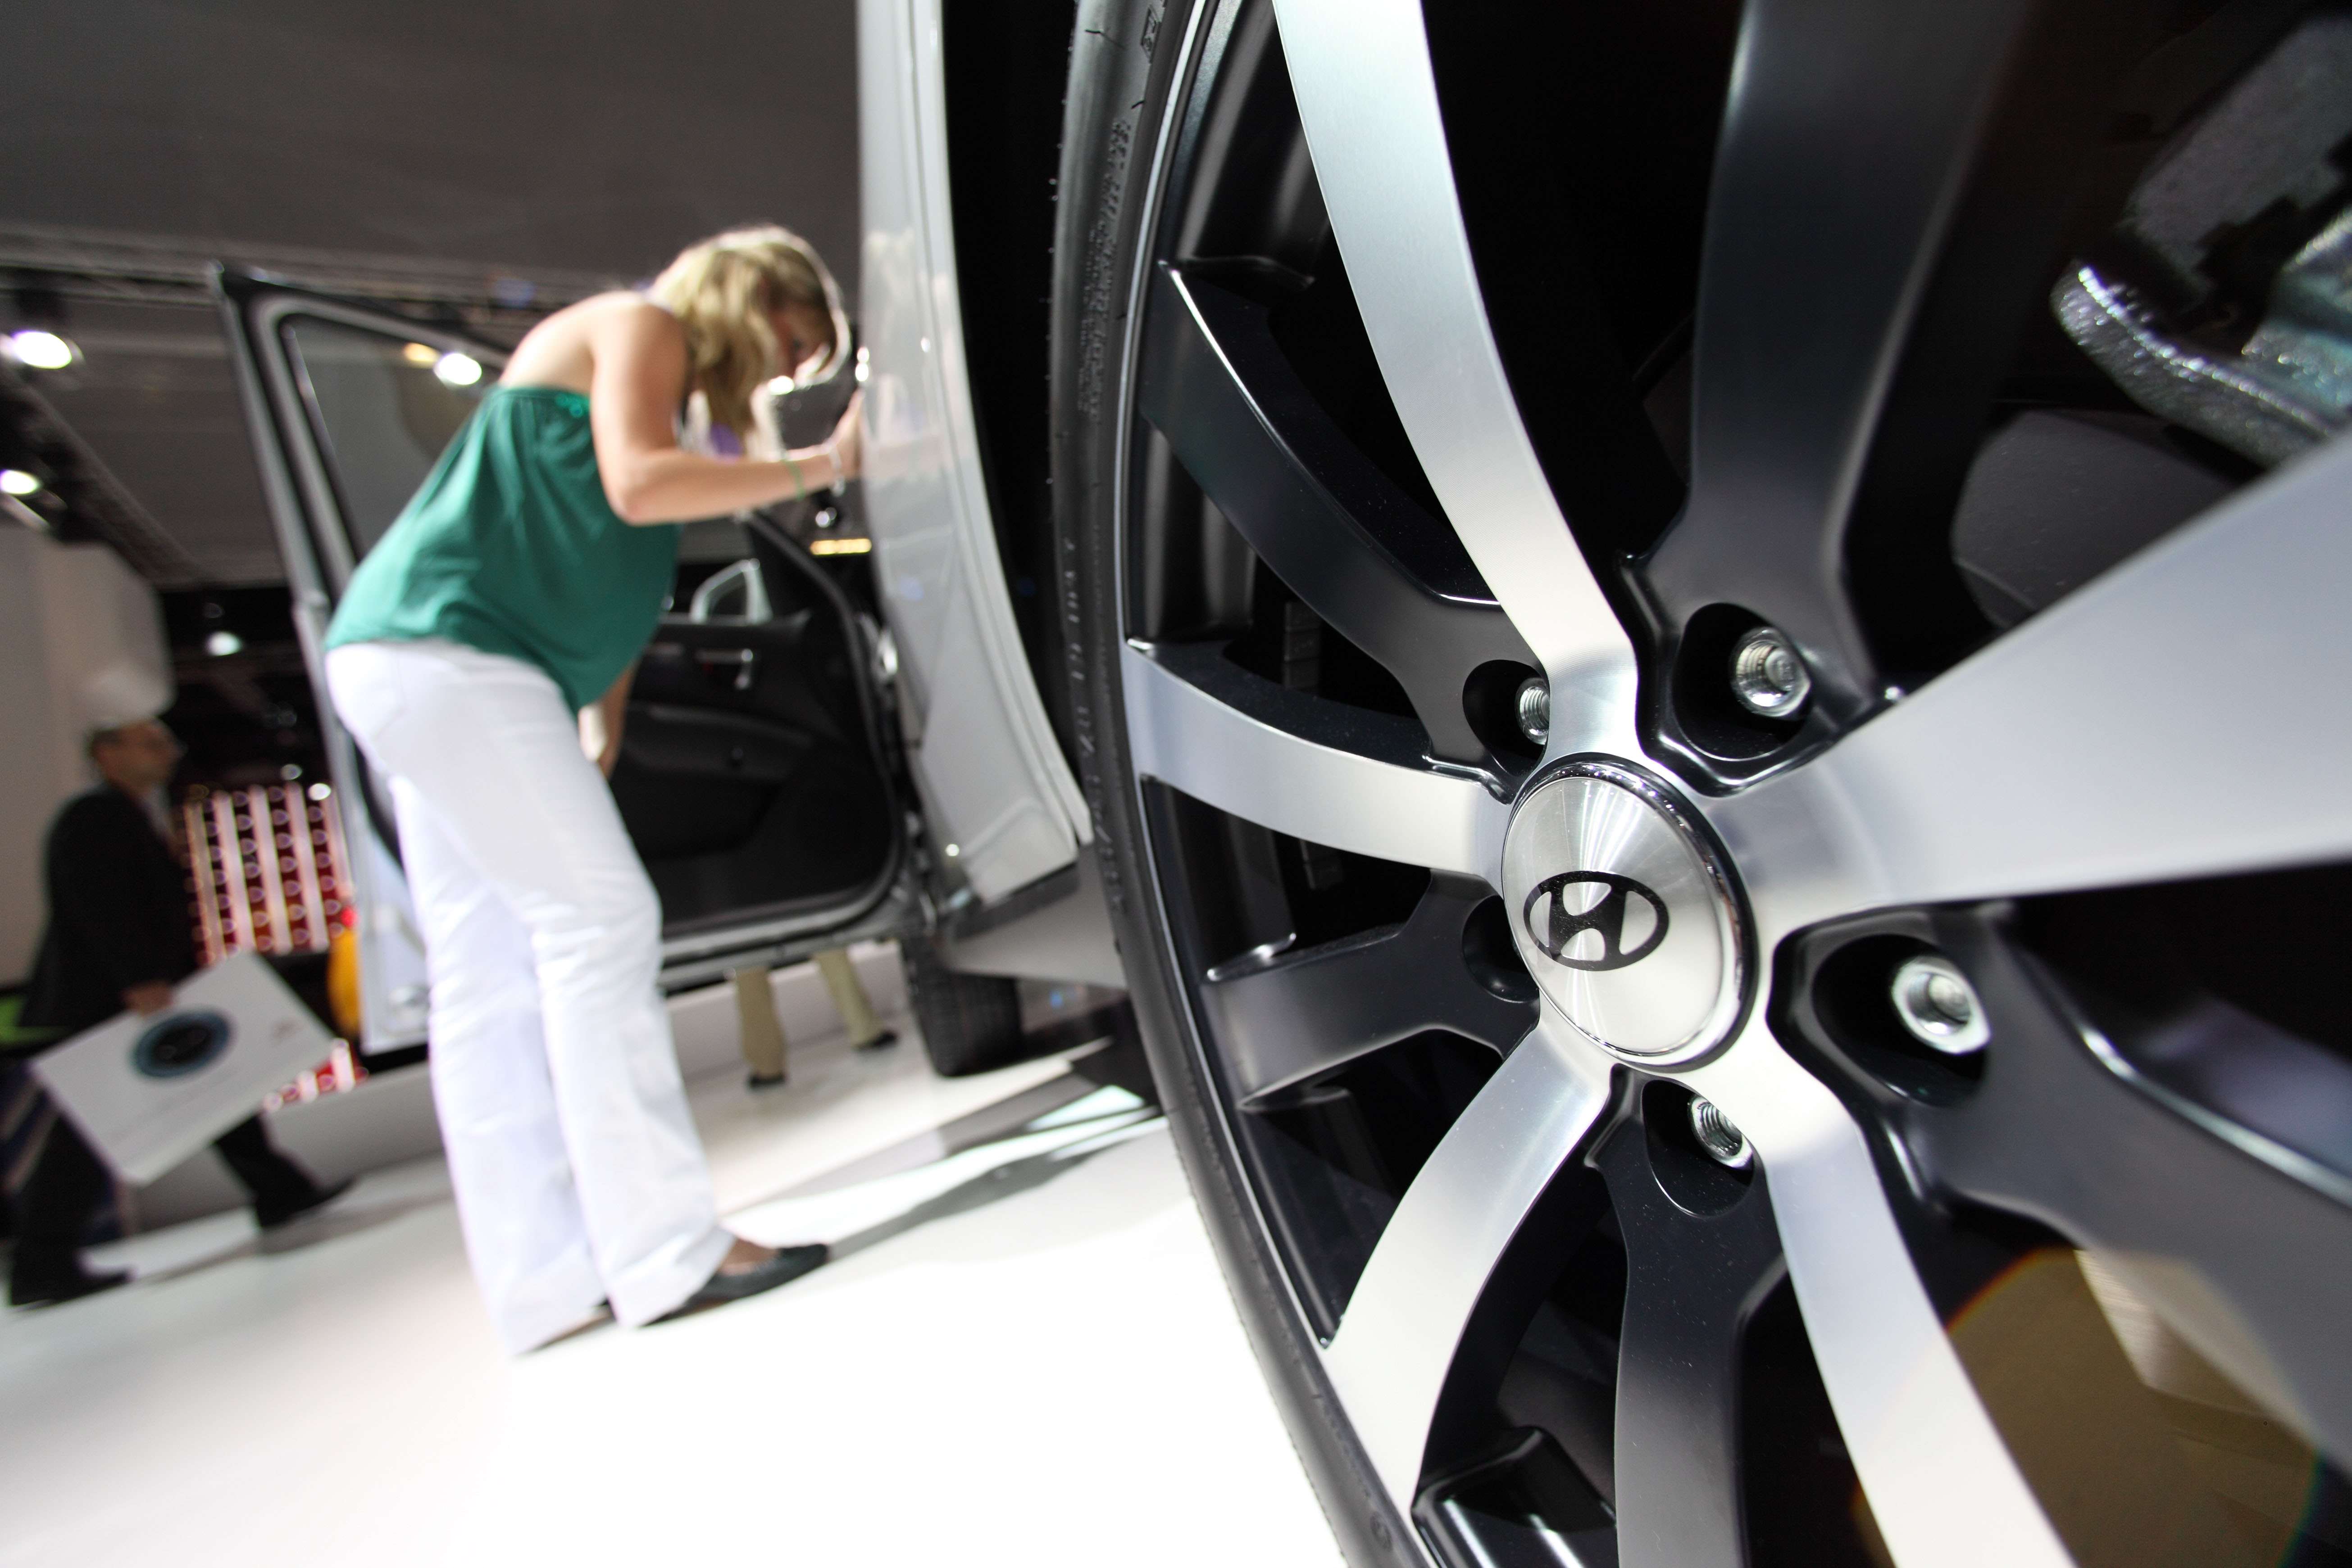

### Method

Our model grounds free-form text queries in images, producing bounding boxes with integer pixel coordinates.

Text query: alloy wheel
[1053,2,2352,1563]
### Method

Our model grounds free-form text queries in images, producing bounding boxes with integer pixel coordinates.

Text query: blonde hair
[648,224,843,437]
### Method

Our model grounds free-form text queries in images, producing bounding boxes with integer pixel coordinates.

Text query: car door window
[282,318,489,560]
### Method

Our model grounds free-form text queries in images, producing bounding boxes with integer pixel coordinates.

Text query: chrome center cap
[1501,761,1746,1064]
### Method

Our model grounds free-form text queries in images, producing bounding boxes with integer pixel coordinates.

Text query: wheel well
[942,0,1084,765]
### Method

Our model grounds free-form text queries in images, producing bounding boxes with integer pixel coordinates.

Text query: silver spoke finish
[1686,1028,2072,1568]
[1670,437,2352,1566]
[1116,8,2348,1563]
[1263,8,2106,1554]
[1714,433,2352,935]
[1323,1008,1614,1504]
[1121,641,1507,878]
[1269,0,1638,758]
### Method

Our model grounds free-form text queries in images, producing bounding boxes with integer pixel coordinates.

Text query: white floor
[0,989,1345,1568]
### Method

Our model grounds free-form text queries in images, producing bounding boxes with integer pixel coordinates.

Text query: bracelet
[781,453,806,502]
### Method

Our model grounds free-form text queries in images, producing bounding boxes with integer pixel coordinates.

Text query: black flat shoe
[746,1071,788,1090]
[10,1261,131,1308]
[660,1243,828,1321]
[257,1176,356,1231]
[855,1029,901,1052]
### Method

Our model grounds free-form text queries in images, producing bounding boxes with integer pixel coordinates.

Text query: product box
[32,950,333,1184]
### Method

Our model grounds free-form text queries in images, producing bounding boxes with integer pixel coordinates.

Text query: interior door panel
[611,535,895,934]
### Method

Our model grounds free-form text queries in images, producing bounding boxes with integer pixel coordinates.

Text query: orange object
[325,926,363,1040]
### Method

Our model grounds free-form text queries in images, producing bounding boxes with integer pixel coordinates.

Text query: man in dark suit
[11,718,347,1307]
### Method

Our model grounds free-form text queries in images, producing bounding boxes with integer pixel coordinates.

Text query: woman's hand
[123,982,173,1016]
[828,390,864,484]
[579,298,842,523]
[780,390,862,493]
[581,664,636,778]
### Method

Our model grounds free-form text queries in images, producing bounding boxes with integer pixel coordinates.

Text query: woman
[323,226,858,1352]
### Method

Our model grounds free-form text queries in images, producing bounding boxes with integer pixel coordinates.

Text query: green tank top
[325,384,681,713]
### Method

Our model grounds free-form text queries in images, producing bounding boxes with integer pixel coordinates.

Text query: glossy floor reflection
[0,994,1344,1567]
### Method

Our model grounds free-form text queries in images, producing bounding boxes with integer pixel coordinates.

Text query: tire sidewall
[1048,5,1420,1563]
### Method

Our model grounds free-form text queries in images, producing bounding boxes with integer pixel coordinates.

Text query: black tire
[901,935,1024,1077]
[1050,2,2352,1567]
[1051,5,1414,1565]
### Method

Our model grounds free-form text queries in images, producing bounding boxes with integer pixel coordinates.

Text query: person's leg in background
[9,1091,351,1309]
[212,1117,350,1230]
[733,949,897,1087]
[328,641,732,1346]
[814,948,897,1051]
[734,965,790,1087]
[7,1111,122,1305]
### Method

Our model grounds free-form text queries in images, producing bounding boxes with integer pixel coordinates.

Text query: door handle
[693,647,758,691]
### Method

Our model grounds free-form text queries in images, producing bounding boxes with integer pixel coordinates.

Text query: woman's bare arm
[582,301,855,524]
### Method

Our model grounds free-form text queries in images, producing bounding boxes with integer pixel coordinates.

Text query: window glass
[282,318,489,560]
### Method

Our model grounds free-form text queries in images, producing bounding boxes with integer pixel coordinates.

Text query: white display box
[32,950,334,1184]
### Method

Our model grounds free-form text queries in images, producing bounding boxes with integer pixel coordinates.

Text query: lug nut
[1890,954,1990,1054]
[1688,1095,1753,1169]
[1729,625,1811,718]
[1515,677,1550,745]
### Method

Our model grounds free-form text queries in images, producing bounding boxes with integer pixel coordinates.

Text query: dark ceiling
[8,0,860,291]
[5,0,860,585]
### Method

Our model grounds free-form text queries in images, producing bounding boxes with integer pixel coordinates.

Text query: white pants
[325,640,731,1352]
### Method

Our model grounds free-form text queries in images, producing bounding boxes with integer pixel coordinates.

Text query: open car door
[216,270,909,1051]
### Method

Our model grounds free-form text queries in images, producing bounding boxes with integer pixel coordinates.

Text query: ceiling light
[402,342,438,365]
[5,329,77,370]
[433,351,482,387]
[205,630,244,657]
[0,469,41,495]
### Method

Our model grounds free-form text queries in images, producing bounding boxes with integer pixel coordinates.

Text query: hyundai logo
[1523,872,1669,972]
[1502,765,1744,1061]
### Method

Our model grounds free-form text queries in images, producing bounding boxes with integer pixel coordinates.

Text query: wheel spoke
[1713,434,2352,935]
[1323,1009,1614,1504]
[1121,639,1506,880]
[1140,265,1535,765]
[1590,1114,1784,1568]
[1642,0,2071,711]
[1267,0,1638,755]
[1107,0,2352,1558]
[1915,930,2352,1466]
[1202,875,1535,1105]
[1686,1031,2074,1568]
